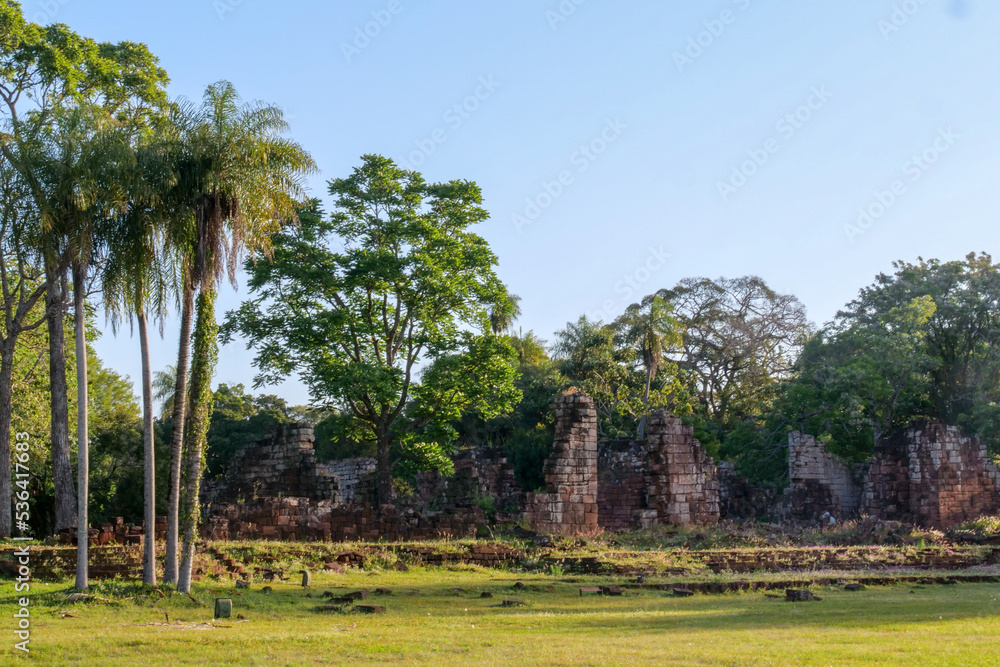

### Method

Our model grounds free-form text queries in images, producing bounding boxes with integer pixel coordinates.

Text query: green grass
[3,565,1000,665]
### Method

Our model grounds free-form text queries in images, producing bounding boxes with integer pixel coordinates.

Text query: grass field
[3,563,1000,666]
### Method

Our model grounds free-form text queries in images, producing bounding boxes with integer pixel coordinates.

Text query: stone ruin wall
[523,390,599,535]
[863,422,1000,529]
[202,424,508,542]
[783,432,862,521]
[202,394,741,540]
[320,458,378,505]
[717,462,777,521]
[645,413,720,525]
[786,423,1000,528]
[202,498,482,542]
[415,447,522,515]
[595,415,721,531]
[597,439,652,531]
[202,423,340,505]
[200,395,1000,540]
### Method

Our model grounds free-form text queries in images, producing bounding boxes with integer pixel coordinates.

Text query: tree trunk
[177,290,217,593]
[0,342,15,538]
[164,278,194,586]
[638,367,652,439]
[376,425,393,507]
[138,311,157,585]
[45,264,76,533]
[72,261,89,590]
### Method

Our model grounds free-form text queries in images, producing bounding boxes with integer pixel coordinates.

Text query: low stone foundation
[202,497,483,542]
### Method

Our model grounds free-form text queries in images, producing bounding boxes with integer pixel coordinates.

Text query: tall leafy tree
[837,253,1000,425]
[454,329,567,490]
[0,158,48,538]
[223,157,519,505]
[167,81,314,592]
[658,276,809,426]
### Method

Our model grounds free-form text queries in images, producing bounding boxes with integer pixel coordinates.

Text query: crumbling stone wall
[645,413,720,525]
[202,424,341,505]
[415,447,521,513]
[595,415,721,530]
[784,432,861,520]
[320,458,377,505]
[597,439,652,531]
[863,422,1000,528]
[524,390,599,535]
[717,462,777,521]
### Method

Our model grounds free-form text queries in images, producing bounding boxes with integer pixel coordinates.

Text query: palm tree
[614,295,683,438]
[102,134,176,586]
[28,104,132,589]
[169,82,315,592]
[152,365,177,417]
[490,294,522,334]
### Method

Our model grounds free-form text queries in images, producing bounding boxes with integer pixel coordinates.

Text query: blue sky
[46,0,1000,406]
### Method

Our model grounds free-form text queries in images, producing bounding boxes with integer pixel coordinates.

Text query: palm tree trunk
[177,290,217,593]
[0,342,15,538]
[138,311,157,585]
[72,261,89,590]
[45,264,76,533]
[164,277,194,585]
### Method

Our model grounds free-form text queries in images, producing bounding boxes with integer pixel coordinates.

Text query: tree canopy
[223,155,521,502]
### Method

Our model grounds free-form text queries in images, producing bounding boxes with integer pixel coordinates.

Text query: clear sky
[45,0,1000,406]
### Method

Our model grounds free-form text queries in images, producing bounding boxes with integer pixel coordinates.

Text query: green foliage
[181,290,217,528]
[762,253,1000,471]
[722,253,1000,487]
[613,294,685,436]
[658,276,809,427]
[840,253,1000,435]
[450,330,565,491]
[313,411,376,461]
[223,156,520,497]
